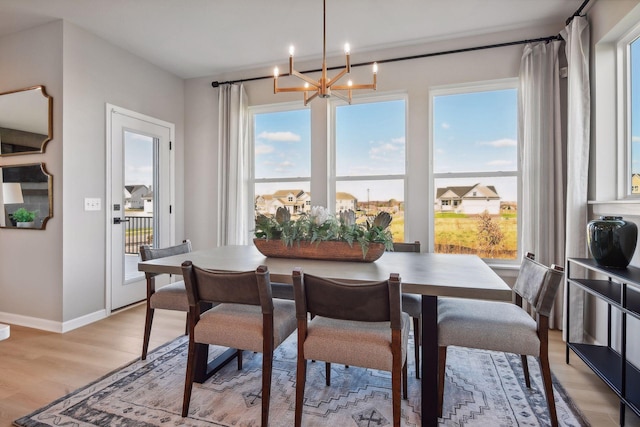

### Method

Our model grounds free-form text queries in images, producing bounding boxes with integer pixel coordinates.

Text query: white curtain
[217,83,249,246]
[561,16,590,341]
[519,39,566,329]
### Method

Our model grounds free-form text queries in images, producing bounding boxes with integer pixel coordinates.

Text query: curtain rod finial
[212,81,220,88]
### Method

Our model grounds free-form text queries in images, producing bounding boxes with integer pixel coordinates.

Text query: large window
[333,96,406,242]
[628,35,640,195]
[432,82,518,261]
[251,105,311,218]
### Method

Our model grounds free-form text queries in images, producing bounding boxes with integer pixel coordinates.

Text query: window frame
[248,101,311,226]
[429,78,520,264]
[329,92,409,238]
[617,23,640,199]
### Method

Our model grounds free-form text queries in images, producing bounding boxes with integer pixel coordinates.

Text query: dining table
[138,244,512,427]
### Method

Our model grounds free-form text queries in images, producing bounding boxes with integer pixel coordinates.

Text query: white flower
[309,206,330,226]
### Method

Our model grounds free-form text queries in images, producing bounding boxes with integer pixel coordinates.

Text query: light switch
[84,197,101,211]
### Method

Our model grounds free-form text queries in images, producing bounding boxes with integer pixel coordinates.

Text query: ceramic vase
[587,216,638,268]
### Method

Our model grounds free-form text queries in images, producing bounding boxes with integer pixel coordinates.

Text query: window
[251,105,311,219]
[332,96,407,242]
[626,33,640,196]
[432,82,518,261]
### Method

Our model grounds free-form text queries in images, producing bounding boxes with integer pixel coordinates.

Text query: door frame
[105,103,176,315]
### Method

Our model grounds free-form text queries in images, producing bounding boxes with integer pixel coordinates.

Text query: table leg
[421,295,438,427]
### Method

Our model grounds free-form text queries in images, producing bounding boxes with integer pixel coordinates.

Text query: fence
[125,215,153,254]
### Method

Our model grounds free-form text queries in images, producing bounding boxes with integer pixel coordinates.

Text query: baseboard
[0,309,107,333]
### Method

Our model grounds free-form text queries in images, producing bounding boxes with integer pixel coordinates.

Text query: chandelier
[273,0,377,105]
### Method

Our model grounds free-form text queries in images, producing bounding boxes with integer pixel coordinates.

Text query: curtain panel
[561,16,590,341]
[519,39,566,329]
[217,83,249,246]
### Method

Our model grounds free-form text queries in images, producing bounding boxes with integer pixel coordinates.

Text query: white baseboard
[0,309,107,333]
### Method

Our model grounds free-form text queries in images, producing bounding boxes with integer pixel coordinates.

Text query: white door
[107,105,174,311]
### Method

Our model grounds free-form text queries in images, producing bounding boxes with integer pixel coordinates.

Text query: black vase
[587,216,638,268]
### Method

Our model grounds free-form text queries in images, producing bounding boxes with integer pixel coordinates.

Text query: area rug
[14,334,589,427]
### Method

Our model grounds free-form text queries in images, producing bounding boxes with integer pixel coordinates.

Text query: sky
[632,37,640,175]
[255,89,518,203]
[124,131,153,186]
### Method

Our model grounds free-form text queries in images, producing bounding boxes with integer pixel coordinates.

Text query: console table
[566,258,640,426]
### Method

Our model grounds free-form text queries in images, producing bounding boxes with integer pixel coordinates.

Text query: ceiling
[0,0,586,80]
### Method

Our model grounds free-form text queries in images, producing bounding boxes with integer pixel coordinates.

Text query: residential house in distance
[435,183,501,215]
[255,189,357,216]
[124,185,150,210]
[632,173,640,194]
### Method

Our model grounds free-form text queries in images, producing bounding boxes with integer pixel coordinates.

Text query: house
[124,185,149,210]
[435,184,500,215]
[255,190,357,215]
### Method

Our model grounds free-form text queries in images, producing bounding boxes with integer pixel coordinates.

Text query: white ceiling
[0,0,585,80]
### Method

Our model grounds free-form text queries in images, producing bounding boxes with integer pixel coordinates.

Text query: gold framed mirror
[0,85,53,156]
[0,163,53,230]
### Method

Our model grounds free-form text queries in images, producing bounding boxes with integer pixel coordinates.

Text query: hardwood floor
[0,304,637,426]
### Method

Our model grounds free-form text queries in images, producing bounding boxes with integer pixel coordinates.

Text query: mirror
[0,163,53,230]
[0,86,53,156]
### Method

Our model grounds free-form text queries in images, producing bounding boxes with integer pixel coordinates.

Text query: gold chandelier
[273,0,377,105]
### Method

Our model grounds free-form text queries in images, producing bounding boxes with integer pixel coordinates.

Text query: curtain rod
[211,0,589,88]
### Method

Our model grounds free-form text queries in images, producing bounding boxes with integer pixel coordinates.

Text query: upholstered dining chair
[437,253,564,427]
[392,240,422,378]
[180,262,297,424]
[139,240,192,360]
[292,268,409,427]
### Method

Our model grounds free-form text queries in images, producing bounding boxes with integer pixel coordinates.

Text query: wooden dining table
[138,244,511,427]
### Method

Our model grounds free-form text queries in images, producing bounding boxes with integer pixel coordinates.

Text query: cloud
[441,122,450,130]
[487,160,513,166]
[257,131,301,142]
[479,138,517,147]
[633,136,640,143]
[255,144,275,155]
[391,137,405,144]
[274,161,294,173]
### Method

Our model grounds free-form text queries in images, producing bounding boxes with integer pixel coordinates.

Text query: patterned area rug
[14,334,589,426]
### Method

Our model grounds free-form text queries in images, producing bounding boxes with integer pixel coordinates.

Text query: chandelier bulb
[373,62,378,74]
[274,66,279,78]
[348,79,353,87]
[344,43,350,54]
[289,45,295,56]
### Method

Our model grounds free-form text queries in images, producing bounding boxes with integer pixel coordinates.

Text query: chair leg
[438,346,447,418]
[262,349,273,427]
[237,350,243,370]
[181,338,198,417]
[521,354,531,388]
[413,316,421,379]
[538,354,558,427]
[392,355,402,426]
[295,359,307,427]
[402,359,408,399]
[325,362,331,386]
[184,312,189,336]
[141,305,155,360]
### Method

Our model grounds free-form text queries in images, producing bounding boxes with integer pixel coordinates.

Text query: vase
[587,216,638,268]
[253,238,386,262]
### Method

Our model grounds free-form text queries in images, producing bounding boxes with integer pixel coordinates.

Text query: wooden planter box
[253,238,385,262]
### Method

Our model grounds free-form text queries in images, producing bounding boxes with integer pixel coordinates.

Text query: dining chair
[292,268,409,427]
[392,240,422,378]
[139,239,192,360]
[437,252,564,427]
[180,262,297,424]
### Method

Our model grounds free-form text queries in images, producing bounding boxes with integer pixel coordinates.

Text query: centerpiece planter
[253,238,385,262]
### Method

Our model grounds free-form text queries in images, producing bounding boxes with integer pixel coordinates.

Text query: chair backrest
[140,240,192,279]
[292,268,403,330]
[392,241,421,253]
[513,253,564,317]
[181,262,274,314]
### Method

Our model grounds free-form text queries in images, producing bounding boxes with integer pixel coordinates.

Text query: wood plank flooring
[0,303,637,426]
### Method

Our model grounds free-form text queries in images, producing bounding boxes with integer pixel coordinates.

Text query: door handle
[113,217,130,224]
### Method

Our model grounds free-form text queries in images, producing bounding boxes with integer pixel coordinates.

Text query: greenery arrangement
[12,207,36,223]
[255,206,394,255]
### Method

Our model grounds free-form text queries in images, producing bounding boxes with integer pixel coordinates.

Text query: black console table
[566,258,640,426]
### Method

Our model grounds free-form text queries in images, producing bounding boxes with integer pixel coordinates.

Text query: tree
[476,211,503,257]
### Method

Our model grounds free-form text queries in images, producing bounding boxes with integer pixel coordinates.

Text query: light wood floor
[0,304,638,427]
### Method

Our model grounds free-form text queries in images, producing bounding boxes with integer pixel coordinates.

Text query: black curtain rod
[211,0,589,88]
[211,35,559,88]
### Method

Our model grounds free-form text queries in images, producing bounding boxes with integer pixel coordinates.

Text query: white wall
[0,21,64,327]
[0,20,185,331]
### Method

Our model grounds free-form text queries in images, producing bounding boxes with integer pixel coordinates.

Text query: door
[107,105,174,311]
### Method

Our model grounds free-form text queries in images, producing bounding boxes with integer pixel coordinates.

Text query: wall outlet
[84,197,101,211]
